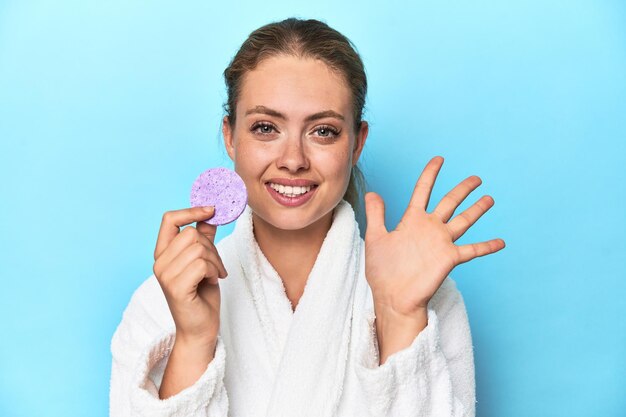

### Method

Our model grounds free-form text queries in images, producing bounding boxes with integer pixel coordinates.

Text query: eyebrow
[244,105,345,122]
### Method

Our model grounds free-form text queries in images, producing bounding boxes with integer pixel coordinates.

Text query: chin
[257,208,320,231]
[270,217,316,231]
[250,200,337,232]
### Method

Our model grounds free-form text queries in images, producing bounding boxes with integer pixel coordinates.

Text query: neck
[252,209,335,310]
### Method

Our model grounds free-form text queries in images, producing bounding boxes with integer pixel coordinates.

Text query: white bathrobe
[110,201,476,416]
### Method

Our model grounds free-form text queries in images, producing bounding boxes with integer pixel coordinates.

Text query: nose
[276,136,309,173]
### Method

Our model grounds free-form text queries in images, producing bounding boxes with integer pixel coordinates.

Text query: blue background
[1,1,625,416]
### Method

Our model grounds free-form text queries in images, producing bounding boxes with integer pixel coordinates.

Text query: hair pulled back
[222,17,368,214]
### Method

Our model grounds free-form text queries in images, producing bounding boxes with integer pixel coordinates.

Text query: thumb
[364,192,387,242]
[154,205,218,260]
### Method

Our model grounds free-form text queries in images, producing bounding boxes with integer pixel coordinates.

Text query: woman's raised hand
[364,156,505,317]
[152,206,228,347]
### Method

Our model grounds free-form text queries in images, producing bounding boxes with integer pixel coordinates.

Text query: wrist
[373,303,428,365]
[374,303,428,335]
[159,332,217,399]
[174,331,217,354]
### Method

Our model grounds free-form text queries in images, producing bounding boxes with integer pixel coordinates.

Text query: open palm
[364,156,505,316]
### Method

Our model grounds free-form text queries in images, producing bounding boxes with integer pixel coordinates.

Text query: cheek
[233,139,272,177]
[314,146,352,181]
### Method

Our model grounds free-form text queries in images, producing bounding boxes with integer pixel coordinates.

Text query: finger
[160,239,228,284]
[407,156,444,212]
[187,233,227,278]
[433,175,482,223]
[155,226,200,277]
[447,195,495,241]
[155,227,227,279]
[170,258,221,301]
[364,192,388,241]
[191,230,227,277]
[196,220,218,244]
[154,206,215,260]
[456,238,506,264]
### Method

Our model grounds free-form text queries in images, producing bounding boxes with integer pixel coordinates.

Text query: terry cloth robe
[110,200,476,417]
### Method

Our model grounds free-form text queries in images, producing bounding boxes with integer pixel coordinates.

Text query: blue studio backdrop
[0,1,624,416]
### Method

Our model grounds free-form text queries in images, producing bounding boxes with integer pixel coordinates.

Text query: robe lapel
[233,201,362,417]
[254,239,294,355]
[264,202,361,417]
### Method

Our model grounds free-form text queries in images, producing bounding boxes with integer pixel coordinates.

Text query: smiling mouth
[266,182,318,198]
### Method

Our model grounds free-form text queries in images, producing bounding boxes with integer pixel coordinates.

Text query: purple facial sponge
[190,167,248,226]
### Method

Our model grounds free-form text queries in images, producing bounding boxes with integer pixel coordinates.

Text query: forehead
[238,55,352,120]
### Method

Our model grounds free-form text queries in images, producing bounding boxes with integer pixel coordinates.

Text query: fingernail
[202,206,214,212]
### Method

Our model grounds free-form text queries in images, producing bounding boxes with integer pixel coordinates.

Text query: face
[222,54,368,232]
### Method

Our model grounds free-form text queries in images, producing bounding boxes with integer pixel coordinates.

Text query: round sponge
[190,167,247,225]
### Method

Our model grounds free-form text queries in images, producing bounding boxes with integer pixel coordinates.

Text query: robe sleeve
[109,276,229,417]
[354,278,476,417]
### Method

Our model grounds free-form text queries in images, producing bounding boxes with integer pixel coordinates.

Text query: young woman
[110,17,505,417]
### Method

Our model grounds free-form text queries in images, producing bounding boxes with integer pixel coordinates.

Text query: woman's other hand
[364,156,505,317]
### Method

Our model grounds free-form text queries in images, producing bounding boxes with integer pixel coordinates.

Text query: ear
[351,120,369,166]
[222,116,235,162]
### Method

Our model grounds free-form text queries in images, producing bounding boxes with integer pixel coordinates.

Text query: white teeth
[269,183,313,197]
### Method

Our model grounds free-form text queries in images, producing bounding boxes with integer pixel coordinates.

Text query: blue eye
[251,122,277,135]
[315,125,340,139]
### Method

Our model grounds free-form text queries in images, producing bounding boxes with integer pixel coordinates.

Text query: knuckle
[159,268,172,286]
[444,193,460,205]
[192,242,207,258]
[461,181,473,192]
[183,226,200,242]
[182,226,198,239]
[191,257,207,272]
[196,257,214,274]
[433,210,446,222]
[164,265,177,281]
[162,211,173,224]
[204,262,217,280]
[169,284,186,301]
[475,198,488,211]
